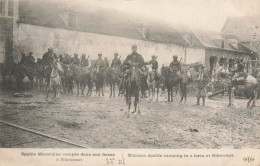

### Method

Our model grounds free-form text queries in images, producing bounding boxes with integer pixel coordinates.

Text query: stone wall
[14,24,206,67]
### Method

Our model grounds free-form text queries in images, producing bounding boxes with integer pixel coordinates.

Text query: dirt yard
[0,88,259,148]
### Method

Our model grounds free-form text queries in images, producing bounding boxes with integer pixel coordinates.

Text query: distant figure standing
[195,65,208,106]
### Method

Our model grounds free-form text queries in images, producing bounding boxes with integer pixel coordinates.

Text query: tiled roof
[19,0,191,45]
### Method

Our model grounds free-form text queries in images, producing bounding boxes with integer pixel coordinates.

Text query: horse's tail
[138,90,141,112]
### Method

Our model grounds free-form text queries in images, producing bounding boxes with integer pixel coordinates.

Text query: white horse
[46,60,63,101]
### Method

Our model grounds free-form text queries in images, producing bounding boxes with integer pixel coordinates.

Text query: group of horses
[1,59,260,115]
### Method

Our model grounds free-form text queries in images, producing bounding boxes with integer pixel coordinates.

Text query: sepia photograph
[0,0,259,154]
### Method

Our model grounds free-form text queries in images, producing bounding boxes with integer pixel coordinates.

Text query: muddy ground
[0,87,259,148]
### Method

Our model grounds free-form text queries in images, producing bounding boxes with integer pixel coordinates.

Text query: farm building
[0,0,252,74]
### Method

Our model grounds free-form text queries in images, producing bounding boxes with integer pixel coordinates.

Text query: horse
[1,61,16,88]
[125,66,141,117]
[227,72,259,109]
[147,66,160,101]
[2,61,35,90]
[162,67,185,102]
[46,60,63,101]
[106,66,121,98]
[94,65,105,96]
[35,60,44,91]
[72,65,94,96]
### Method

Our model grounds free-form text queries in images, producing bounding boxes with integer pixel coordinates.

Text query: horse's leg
[30,76,34,89]
[247,97,253,109]
[127,95,131,117]
[156,84,159,102]
[102,82,104,96]
[184,83,187,103]
[171,88,173,102]
[152,85,155,101]
[46,86,50,101]
[228,86,234,107]
[135,93,140,115]
[57,81,61,99]
[148,87,151,100]
[96,83,98,94]
[76,83,79,96]
[110,83,112,98]
[52,86,56,100]
[167,88,171,102]
[179,83,184,103]
[90,83,93,96]
[113,83,115,97]
[83,82,86,96]
[251,88,258,108]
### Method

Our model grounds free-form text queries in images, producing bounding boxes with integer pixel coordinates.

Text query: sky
[74,0,260,32]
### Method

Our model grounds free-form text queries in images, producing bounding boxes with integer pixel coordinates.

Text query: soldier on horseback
[42,48,54,67]
[121,44,145,94]
[145,55,159,80]
[80,53,89,67]
[94,53,105,70]
[111,53,121,68]
[169,55,181,78]
[63,53,71,65]
[231,58,246,84]
[71,53,80,66]
[26,52,35,66]
[104,57,109,69]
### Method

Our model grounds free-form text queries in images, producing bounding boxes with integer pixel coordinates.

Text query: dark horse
[125,66,141,117]
[162,67,187,102]
[2,61,35,89]
[106,66,122,98]
[227,72,259,109]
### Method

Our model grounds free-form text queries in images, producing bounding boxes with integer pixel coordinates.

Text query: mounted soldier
[145,55,159,80]
[231,58,246,85]
[42,48,54,67]
[121,44,145,94]
[111,53,121,68]
[104,57,109,69]
[63,53,71,65]
[169,55,181,79]
[26,52,35,67]
[94,53,105,70]
[216,61,230,80]
[80,53,89,67]
[71,53,80,66]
